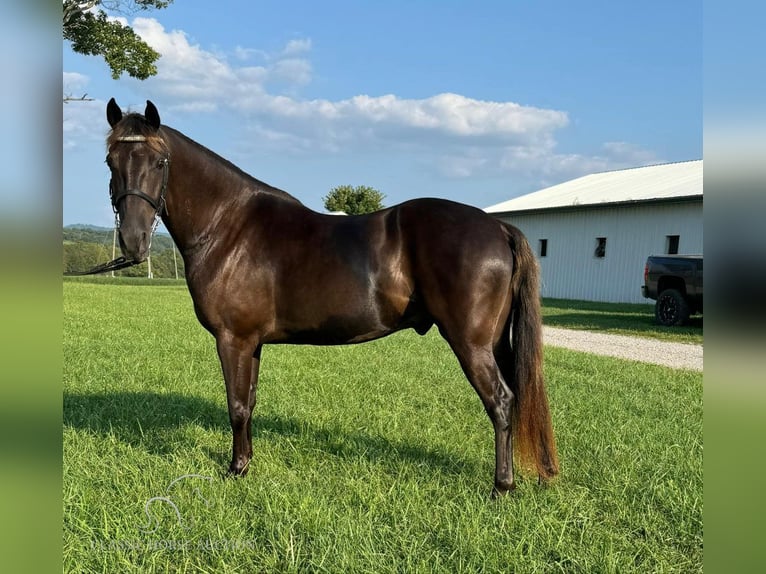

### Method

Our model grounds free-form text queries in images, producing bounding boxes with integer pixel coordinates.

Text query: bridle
[64,135,172,276]
[109,135,171,231]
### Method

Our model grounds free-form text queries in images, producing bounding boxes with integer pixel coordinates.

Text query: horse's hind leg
[446,338,516,496]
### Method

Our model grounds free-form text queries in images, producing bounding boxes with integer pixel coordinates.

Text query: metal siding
[499,201,702,303]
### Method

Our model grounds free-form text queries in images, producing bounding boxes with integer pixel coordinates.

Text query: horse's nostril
[116,226,150,261]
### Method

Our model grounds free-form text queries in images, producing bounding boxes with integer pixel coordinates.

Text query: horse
[101,98,558,496]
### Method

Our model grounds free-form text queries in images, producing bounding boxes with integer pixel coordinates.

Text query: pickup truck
[642,255,703,326]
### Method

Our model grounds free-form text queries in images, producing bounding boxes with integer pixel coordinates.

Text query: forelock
[107,114,168,154]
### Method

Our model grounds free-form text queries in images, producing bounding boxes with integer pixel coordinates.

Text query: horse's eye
[157,159,167,169]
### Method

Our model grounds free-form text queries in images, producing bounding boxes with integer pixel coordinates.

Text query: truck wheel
[655,289,691,326]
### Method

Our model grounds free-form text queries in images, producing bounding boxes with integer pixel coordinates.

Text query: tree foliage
[63,226,184,278]
[64,224,177,251]
[323,185,386,215]
[63,241,184,278]
[63,1,173,80]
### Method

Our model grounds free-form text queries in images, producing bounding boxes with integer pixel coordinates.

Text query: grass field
[63,281,702,573]
[542,298,703,345]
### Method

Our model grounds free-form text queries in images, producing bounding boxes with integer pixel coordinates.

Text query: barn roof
[484,159,702,215]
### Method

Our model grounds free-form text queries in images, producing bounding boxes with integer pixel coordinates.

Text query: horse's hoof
[227,459,250,477]
[490,487,510,499]
[491,480,516,499]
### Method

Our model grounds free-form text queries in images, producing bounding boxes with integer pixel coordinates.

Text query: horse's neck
[159,128,303,256]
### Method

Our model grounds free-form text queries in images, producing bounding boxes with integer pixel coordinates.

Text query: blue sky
[63,0,701,226]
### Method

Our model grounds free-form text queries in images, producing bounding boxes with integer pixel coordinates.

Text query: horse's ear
[145,100,161,130]
[106,98,122,127]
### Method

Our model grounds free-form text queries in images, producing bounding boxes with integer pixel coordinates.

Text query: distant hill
[62,224,183,278]
[63,224,177,251]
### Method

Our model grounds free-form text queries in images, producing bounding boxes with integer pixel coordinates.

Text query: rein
[64,135,171,276]
[64,256,144,276]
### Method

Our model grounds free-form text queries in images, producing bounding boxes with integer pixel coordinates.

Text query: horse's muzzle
[118,226,150,263]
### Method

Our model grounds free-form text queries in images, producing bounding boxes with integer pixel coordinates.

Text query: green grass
[542,298,703,344]
[64,276,187,287]
[64,282,703,573]
[64,277,703,344]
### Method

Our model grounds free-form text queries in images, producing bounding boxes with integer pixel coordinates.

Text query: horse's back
[393,197,513,274]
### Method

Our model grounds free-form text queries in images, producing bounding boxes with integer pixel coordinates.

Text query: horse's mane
[108,115,302,205]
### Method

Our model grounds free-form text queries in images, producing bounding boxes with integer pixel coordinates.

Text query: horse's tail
[502,222,559,480]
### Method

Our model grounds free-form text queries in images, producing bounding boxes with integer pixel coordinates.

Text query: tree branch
[63,93,96,103]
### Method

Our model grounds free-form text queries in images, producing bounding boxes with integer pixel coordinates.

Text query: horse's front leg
[216,333,259,476]
[245,345,262,460]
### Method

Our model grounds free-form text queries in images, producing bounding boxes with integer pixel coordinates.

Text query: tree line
[63,225,184,278]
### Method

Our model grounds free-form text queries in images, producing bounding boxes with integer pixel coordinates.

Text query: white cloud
[270,58,313,87]
[63,71,88,92]
[119,18,659,180]
[283,38,312,56]
[233,38,309,62]
[131,19,565,139]
[492,141,662,185]
[601,141,661,165]
[233,45,267,61]
[132,17,236,108]
[62,93,106,150]
[436,152,490,178]
[340,93,567,141]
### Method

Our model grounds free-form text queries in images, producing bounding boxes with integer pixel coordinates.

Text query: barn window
[539,239,548,257]
[666,235,680,255]
[594,237,607,258]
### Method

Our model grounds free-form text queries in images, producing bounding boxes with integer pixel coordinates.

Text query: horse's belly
[267,243,415,344]
[267,287,412,345]
[267,312,395,345]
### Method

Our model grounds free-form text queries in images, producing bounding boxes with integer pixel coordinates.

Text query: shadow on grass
[546,311,703,332]
[64,391,478,477]
[542,298,703,341]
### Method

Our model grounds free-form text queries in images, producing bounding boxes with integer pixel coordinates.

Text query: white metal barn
[485,160,703,304]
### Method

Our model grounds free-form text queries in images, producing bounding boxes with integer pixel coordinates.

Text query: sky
[62,0,701,227]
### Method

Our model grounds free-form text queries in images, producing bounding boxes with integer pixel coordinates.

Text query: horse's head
[105,98,170,263]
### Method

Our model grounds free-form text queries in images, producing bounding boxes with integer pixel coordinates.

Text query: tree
[63,241,110,273]
[63,1,173,80]
[323,185,386,215]
[63,241,184,278]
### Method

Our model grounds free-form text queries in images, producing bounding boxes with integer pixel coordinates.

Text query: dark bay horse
[103,98,558,495]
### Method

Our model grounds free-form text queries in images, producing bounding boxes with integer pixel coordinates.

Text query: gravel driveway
[543,326,703,371]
